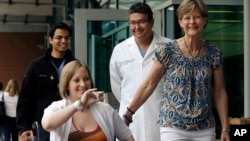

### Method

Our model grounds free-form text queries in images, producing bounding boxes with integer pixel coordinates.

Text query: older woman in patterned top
[123,0,230,141]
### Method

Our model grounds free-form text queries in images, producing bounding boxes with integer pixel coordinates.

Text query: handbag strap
[1,92,4,101]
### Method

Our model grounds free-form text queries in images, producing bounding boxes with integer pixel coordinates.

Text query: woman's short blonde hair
[59,60,94,99]
[176,0,208,28]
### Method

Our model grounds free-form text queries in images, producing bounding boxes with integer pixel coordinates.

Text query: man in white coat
[109,2,171,141]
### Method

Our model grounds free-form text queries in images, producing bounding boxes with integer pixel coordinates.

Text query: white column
[244,0,250,117]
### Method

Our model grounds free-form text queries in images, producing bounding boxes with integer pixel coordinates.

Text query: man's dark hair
[0,82,3,90]
[128,2,153,20]
[49,22,72,38]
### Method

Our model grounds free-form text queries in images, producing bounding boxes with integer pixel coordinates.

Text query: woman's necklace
[183,37,202,59]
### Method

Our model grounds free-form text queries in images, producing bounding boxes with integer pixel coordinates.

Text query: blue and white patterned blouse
[155,40,223,131]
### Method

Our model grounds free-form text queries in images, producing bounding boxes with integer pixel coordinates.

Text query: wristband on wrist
[221,128,230,132]
[123,114,133,123]
[127,107,135,114]
[73,100,84,112]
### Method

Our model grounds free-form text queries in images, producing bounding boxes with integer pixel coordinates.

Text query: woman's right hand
[80,88,104,107]
[19,130,34,141]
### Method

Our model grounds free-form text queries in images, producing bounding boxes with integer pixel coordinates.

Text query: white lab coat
[109,32,171,141]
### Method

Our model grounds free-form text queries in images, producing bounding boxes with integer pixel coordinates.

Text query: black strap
[1,92,4,101]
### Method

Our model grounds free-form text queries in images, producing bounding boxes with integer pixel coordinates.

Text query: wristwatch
[73,100,84,111]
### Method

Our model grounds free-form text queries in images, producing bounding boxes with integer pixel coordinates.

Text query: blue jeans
[1,116,18,141]
[0,125,5,140]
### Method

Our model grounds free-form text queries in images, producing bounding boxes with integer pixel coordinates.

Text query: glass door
[74,9,128,91]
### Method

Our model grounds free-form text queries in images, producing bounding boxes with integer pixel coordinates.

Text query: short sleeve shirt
[155,40,223,131]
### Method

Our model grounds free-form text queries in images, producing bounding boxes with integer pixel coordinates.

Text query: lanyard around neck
[51,59,66,79]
